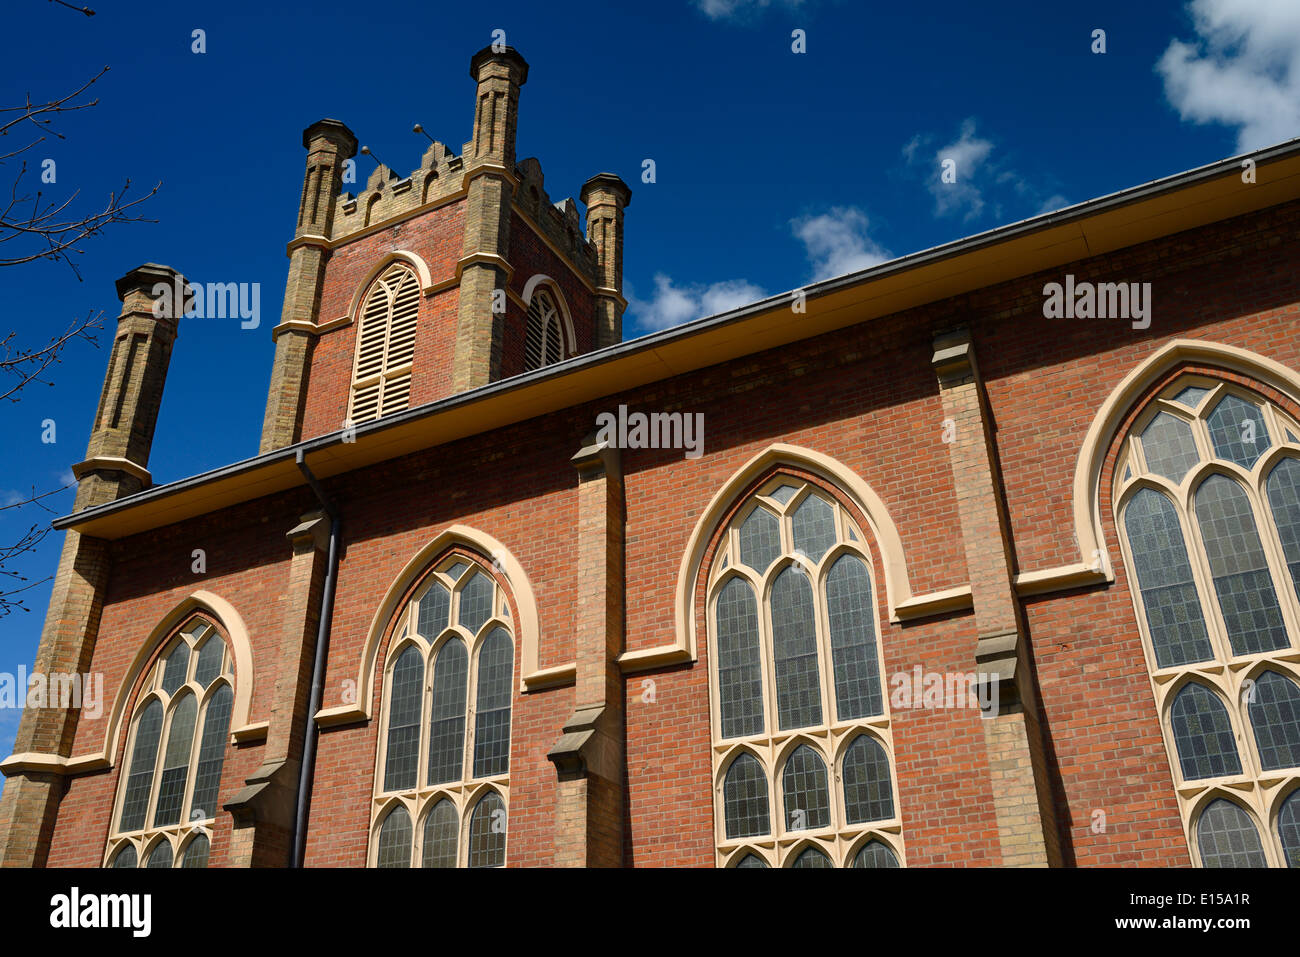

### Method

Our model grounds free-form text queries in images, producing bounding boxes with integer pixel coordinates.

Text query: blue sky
[1,0,1297,756]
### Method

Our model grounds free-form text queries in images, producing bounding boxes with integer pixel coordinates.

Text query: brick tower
[0,265,186,866]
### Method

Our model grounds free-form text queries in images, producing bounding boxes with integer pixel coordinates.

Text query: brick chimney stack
[580,174,632,348]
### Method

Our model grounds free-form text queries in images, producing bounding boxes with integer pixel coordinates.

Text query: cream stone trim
[316,524,560,729]
[0,752,109,776]
[1012,563,1105,596]
[270,314,355,341]
[460,161,520,191]
[893,584,973,619]
[230,721,269,744]
[649,443,935,675]
[704,478,907,867]
[284,234,330,253]
[55,591,256,773]
[71,455,152,487]
[368,783,511,868]
[1113,375,1300,866]
[1070,338,1300,592]
[104,823,214,869]
[456,251,514,282]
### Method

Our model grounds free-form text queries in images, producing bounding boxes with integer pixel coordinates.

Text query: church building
[2,45,1299,868]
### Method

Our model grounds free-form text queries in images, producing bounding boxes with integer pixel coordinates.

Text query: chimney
[73,263,188,507]
[580,174,633,348]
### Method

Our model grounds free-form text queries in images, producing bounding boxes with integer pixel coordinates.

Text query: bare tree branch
[0,309,102,403]
[0,66,160,279]
[0,53,154,613]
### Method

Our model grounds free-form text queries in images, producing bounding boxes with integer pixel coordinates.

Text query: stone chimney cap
[115,263,188,302]
[302,118,358,156]
[580,173,632,209]
[469,45,529,84]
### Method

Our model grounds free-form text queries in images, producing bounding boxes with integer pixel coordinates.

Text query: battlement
[332,143,596,274]
[514,157,596,273]
[261,45,631,450]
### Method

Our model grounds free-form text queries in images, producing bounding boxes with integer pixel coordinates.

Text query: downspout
[291,448,340,868]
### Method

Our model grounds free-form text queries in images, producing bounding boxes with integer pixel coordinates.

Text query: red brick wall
[46,489,309,867]
[299,201,466,441]
[39,198,1300,867]
[500,211,597,377]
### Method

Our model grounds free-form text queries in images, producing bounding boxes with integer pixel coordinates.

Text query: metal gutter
[51,135,1300,534]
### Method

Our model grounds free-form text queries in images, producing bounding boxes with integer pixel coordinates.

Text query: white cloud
[695,0,806,21]
[791,206,891,281]
[904,118,1067,223]
[1157,0,1300,151]
[626,274,768,332]
[905,119,995,221]
[1032,193,1070,217]
[625,205,890,332]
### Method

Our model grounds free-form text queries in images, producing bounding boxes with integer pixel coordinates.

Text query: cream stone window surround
[653,443,972,680]
[366,553,514,867]
[316,525,560,734]
[521,274,577,363]
[103,615,235,868]
[347,261,423,423]
[1113,374,1300,867]
[705,476,906,868]
[1067,338,1300,596]
[0,590,261,781]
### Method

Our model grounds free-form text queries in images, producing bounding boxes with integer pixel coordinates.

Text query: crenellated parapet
[515,157,597,276]
[335,140,467,237]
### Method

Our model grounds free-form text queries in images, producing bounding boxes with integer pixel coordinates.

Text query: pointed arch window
[105,616,234,868]
[706,476,905,867]
[370,553,515,867]
[349,262,421,423]
[523,286,568,371]
[1114,376,1300,867]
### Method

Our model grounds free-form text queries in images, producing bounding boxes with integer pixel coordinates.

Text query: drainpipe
[291,448,341,868]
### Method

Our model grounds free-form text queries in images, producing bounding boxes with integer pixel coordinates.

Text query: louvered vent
[523,288,565,372]
[348,264,421,424]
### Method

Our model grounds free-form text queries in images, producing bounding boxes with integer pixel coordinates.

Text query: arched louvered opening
[523,286,567,371]
[349,263,421,423]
